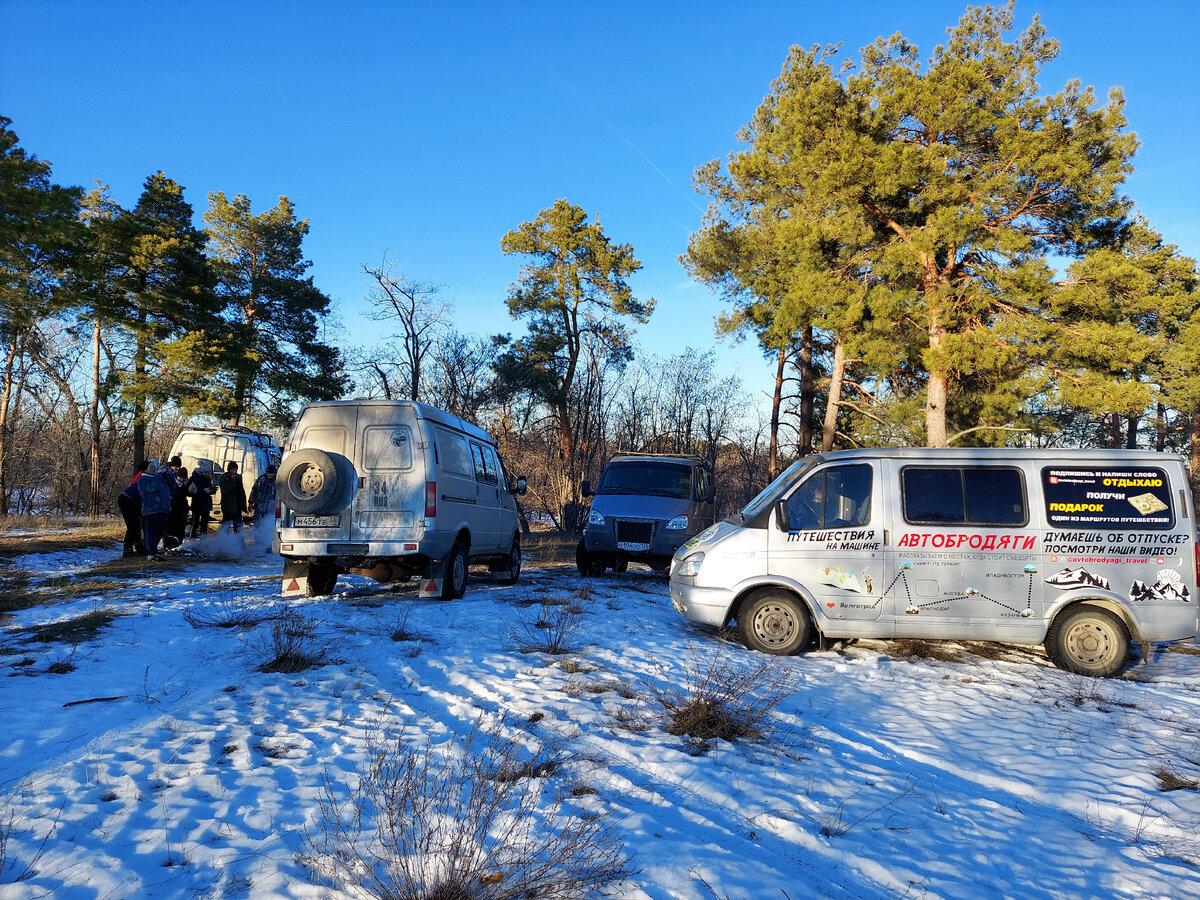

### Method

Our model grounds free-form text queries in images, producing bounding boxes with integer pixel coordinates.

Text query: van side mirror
[581,479,592,498]
[515,476,528,496]
[775,499,790,531]
[704,485,716,504]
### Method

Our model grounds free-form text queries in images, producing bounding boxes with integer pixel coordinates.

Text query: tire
[738,589,812,655]
[496,535,521,586]
[277,449,357,515]
[576,540,605,578]
[1045,605,1131,677]
[612,556,629,575]
[442,542,469,600]
[648,556,672,573]
[305,562,339,597]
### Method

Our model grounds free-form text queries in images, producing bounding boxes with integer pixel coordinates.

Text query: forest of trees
[1,4,1197,528]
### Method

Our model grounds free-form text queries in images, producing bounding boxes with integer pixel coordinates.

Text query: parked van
[670,448,1200,677]
[168,426,282,521]
[274,400,526,598]
[578,453,716,575]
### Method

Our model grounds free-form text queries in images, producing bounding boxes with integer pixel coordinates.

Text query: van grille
[615,521,654,544]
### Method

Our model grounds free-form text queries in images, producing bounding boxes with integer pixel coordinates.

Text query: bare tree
[362,255,451,401]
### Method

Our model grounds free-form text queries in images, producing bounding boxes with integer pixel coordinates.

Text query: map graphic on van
[1128,492,1168,515]
[813,566,872,594]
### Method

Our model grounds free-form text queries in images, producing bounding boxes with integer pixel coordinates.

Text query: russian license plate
[293,515,341,528]
[617,541,651,552]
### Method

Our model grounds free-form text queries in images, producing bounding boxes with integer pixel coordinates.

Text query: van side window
[471,442,498,485]
[436,429,473,477]
[363,426,413,471]
[787,464,872,531]
[902,466,1026,526]
[483,445,503,486]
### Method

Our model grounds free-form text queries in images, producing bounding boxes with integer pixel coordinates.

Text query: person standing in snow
[217,461,248,533]
[118,460,151,557]
[137,459,172,559]
[186,458,216,538]
[164,456,189,548]
[249,464,278,524]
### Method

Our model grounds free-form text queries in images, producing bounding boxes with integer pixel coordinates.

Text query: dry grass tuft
[17,608,125,645]
[302,715,633,899]
[256,610,333,674]
[642,642,799,751]
[505,592,590,656]
[889,639,964,663]
[1155,765,1200,792]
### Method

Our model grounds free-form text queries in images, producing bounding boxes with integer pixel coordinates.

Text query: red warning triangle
[423,579,438,593]
[285,579,300,592]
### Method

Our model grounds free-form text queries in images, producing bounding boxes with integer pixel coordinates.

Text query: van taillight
[425,481,437,518]
[1194,542,1199,586]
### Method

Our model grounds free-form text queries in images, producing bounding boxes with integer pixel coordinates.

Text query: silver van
[168,426,282,520]
[274,400,525,598]
[578,453,716,575]
[670,448,1199,677]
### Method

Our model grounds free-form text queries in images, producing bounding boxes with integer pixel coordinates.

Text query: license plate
[618,541,651,552]
[293,515,341,528]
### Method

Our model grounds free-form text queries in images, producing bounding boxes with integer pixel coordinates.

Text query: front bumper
[583,520,688,559]
[669,578,735,628]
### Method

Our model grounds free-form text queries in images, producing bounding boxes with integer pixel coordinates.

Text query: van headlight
[666,515,688,530]
[588,509,606,526]
[676,552,705,577]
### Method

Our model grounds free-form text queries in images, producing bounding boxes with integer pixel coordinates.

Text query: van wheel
[576,540,605,578]
[278,449,356,515]
[496,536,521,585]
[306,562,339,597]
[1045,605,1131,677]
[738,589,811,655]
[442,543,468,600]
[612,556,628,574]
[648,556,671,573]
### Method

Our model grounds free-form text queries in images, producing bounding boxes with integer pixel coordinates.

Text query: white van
[168,426,282,520]
[670,448,1200,677]
[274,400,525,598]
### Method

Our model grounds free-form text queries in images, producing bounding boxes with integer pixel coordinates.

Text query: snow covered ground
[2,530,1200,899]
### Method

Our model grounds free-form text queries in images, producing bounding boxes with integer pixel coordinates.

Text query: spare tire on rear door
[277,449,357,515]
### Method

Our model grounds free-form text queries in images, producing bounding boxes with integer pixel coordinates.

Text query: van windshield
[740,459,812,520]
[597,461,691,499]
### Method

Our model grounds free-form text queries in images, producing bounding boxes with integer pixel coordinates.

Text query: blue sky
[3,1,1198,409]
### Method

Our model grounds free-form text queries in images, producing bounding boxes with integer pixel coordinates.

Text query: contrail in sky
[559,76,707,215]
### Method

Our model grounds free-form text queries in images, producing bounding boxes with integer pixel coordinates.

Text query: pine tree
[204,192,345,427]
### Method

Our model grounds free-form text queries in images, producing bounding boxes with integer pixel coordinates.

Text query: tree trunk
[89,317,102,519]
[1191,413,1200,479]
[133,306,147,467]
[768,345,785,479]
[797,326,814,456]
[1125,413,1139,449]
[0,335,18,517]
[925,316,949,448]
[822,340,846,453]
[1156,403,1166,453]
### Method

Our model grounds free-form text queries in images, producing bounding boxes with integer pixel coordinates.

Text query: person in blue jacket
[138,459,172,559]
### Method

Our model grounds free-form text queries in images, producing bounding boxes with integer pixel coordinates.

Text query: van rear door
[351,407,424,545]
[282,404,357,541]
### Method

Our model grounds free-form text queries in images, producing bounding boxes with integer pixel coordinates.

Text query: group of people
[117,456,278,559]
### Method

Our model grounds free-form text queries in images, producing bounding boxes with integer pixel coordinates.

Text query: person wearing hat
[249,464,278,525]
[186,458,217,538]
[164,455,189,548]
[137,459,172,559]
[217,461,248,533]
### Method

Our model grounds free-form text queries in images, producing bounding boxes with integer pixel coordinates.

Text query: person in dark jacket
[165,456,189,547]
[138,459,172,559]
[187,458,216,538]
[118,461,151,557]
[249,464,278,524]
[217,461,248,533]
